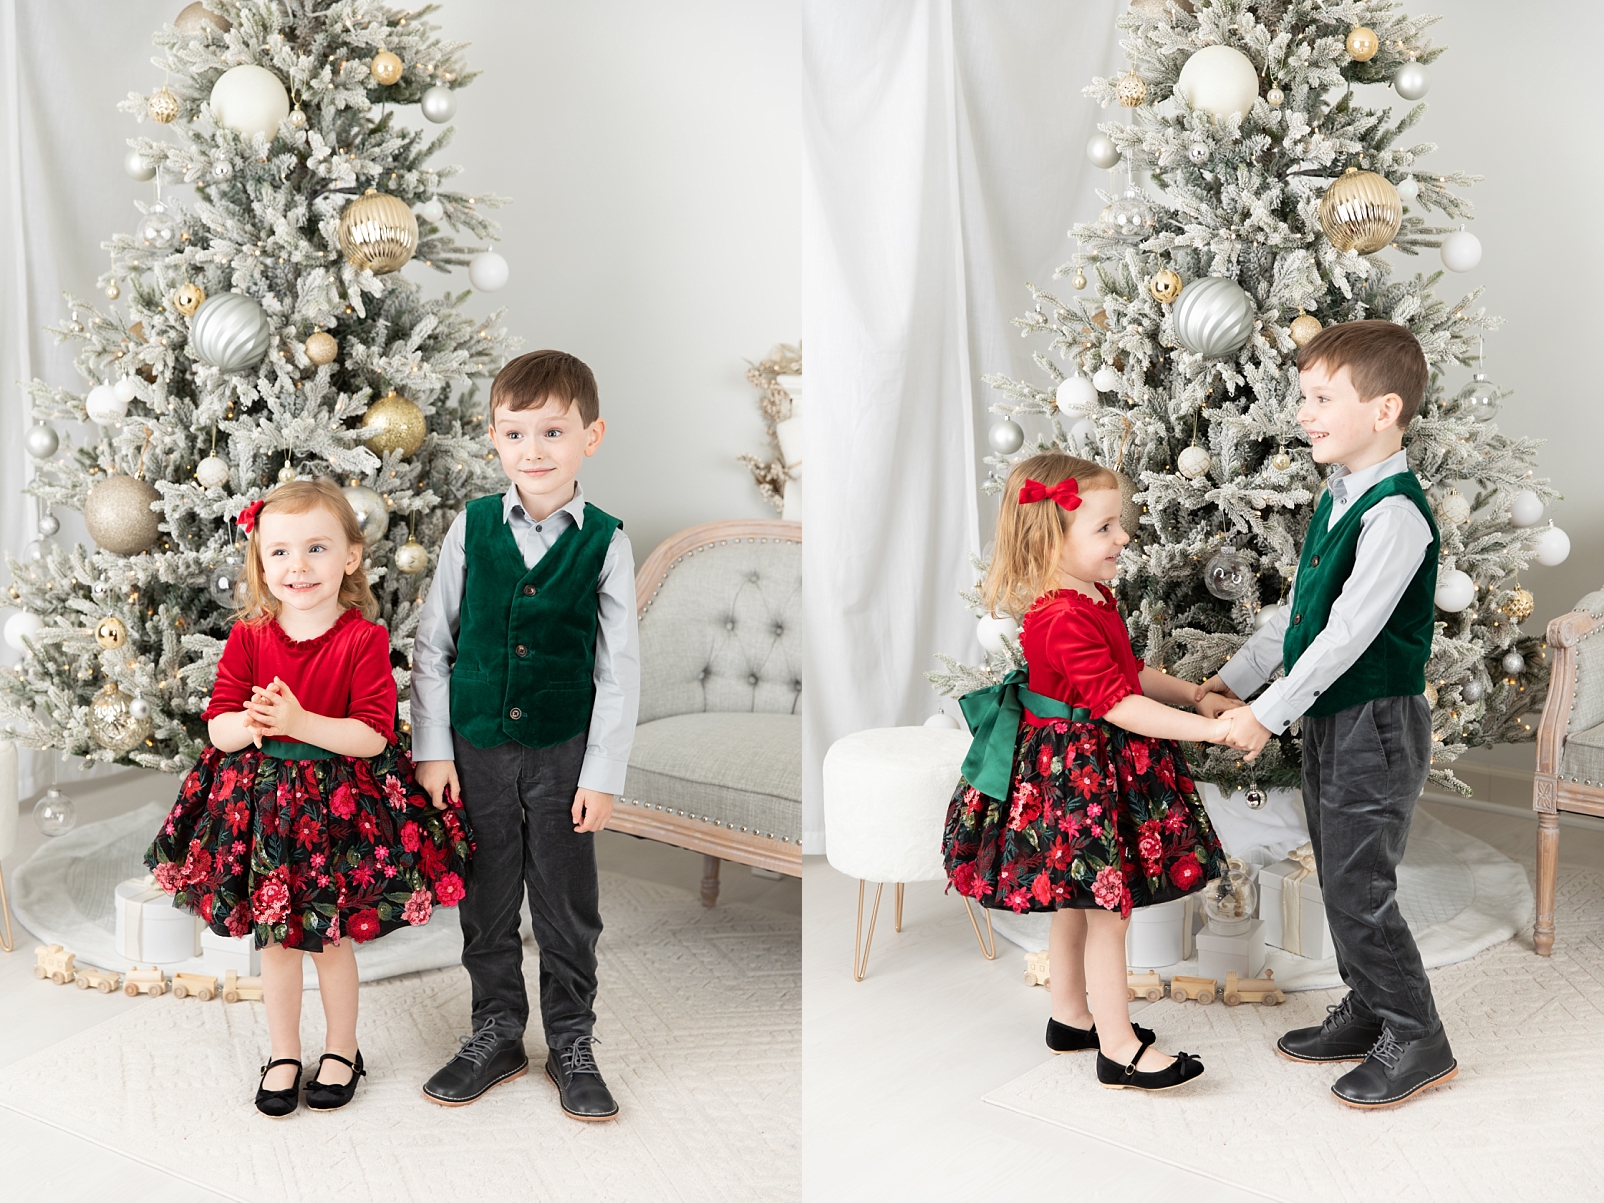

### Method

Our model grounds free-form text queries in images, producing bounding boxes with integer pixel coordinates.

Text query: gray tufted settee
[613,519,802,905]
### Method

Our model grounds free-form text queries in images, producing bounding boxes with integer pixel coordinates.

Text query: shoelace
[1366,1028,1406,1071]
[452,1026,503,1068]
[560,1035,602,1077]
[1320,995,1357,1034]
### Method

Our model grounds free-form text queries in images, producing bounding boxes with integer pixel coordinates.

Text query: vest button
[523,585,536,596]
[1292,613,1302,625]
[1310,555,1320,567]
[516,645,527,657]
[509,707,523,720]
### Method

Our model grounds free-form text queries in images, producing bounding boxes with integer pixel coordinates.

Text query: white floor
[0,770,799,1202]
[802,780,1604,1203]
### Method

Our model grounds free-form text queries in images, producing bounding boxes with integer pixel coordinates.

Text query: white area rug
[11,801,463,984]
[992,809,1533,991]
[982,865,1602,1203]
[0,872,800,1202]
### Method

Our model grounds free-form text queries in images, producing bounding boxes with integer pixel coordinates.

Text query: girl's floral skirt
[144,741,474,952]
[941,716,1225,917]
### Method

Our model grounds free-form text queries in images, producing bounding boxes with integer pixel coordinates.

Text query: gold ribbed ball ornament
[1148,269,1183,304]
[337,189,418,274]
[305,331,338,365]
[1346,26,1379,62]
[361,391,426,458]
[1502,587,1535,623]
[371,51,404,86]
[95,615,130,650]
[89,682,152,753]
[83,474,162,556]
[394,540,428,574]
[1289,310,1322,347]
[1319,167,1401,254]
[148,86,180,124]
[1114,71,1148,107]
[173,282,206,316]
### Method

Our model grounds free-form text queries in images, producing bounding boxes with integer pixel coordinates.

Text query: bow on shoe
[1018,477,1081,511]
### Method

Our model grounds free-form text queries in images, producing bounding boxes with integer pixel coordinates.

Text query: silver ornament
[1105,189,1155,241]
[83,474,162,556]
[1188,140,1210,164]
[1393,61,1431,101]
[395,540,428,574]
[1244,786,1267,810]
[33,788,76,837]
[1086,131,1121,170]
[420,84,457,123]
[1460,677,1486,703]
[196,455,231,488]
[1459,373,1498,423]
[342,484,391,543]
[124,149,156,181]
[37,512,60,537]
[89,682,153,753]
[129,696,152,720]
[190,292,271,372]
[1396,175,1419,201]
[207,555,245,607]
[1501,651,1525,676]
[1177,445,1212,479]
[1203,547,1253,600]
[25,422,59,459]
[210,159,233,180]
[987,420,1025,455]
[1171,275,1255,358]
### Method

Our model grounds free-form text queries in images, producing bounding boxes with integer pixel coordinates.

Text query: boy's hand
[572,788,613,834]
[245,677,304,740]
[415,759,461,812]
[1195,674,1239,705]
[1197,692,1246,719]
[1226,707,1273,761]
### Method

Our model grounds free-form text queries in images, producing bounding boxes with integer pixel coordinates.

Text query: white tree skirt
[990,807,1533,991]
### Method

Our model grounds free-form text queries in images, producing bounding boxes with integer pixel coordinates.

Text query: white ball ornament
[113,376,139,404]
[124,149,156,181]
[1534,526,1571,567]
[418,198,444,223]
[468,251,509,291]
[976,613,1019,654]
[1092,365,1122,393]
[987,419,1025,455]
[1175,45,1260,122]
[1254,602,1282,631]
[1393,61,1431,100]
[4,611,44,653]
[86,383,127,425]
[1509,489,1544,528]
[1068,416,1097,451]
[1434,568,1475,613]
[1440,228,1482,273]
[1177,445,1212,479]
[1055,373,1098,414]
[923,712,961,730]
[394,540,429,574]
[1086,132,1121,170]
[195,455,231,488]
[209,64,291,141]
[1396,176,1419,201]
[1435,490,1471,526]
[25,422,59,459]
[420,85,457,124]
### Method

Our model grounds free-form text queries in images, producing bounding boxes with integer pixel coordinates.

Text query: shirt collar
[501,481,587,527]
[1328,449,1408,505]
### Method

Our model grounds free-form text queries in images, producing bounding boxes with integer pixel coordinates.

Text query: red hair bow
[1018,477,1081,511]
[237,499,266,534]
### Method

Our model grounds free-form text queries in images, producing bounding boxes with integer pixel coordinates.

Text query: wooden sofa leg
[700,855,722,908]
[1535,810,1559,956]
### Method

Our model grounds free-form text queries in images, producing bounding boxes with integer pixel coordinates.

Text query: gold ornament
[1266,86,1284,106]
[361,391,426,458]
[1148,269,1183,304]
[95,615,130,650]
[395,540,428,574]
[148,86,180,124]
[305,331,338,365]
[89,682,152,754]
[371,51,404,86]
[278,463,298,483]
[1502,587,1535,623]
[83,474,161,556]
[1318,167,1401,254]
[174,2,231,37]
[1423,681,1438,707]
[105,281,120,300]
[337,189,419,274]
[1272,448,1292,471]
[1114,71,1148,107]
[1289,310,1322,347]
[1072,267,1087,291]
[1346,26,1379,62]
[173,282,206,316]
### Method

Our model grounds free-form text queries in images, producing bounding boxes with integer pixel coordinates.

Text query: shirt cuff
[411,725,456,763]
[1218,658,1266,702]
[578,751,629,796]
[1249,683,1301,735]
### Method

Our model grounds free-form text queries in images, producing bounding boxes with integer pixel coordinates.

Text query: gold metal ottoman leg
[853,880,884,981]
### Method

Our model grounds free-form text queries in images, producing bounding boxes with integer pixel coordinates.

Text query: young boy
[410,349,639,1120]
[1198,320,1455,1109]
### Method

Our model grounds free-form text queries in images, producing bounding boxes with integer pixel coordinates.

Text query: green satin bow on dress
[958,668,1091,800]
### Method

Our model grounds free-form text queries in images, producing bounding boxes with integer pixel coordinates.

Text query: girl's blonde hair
[237,477,379,623]
[982,452,1120,619]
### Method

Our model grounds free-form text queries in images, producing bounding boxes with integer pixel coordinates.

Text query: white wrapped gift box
[1196,918,1267,980]
[1125,896,1188,968]
[200,927,260,977]
[114,875,202,964]
[1259,845,1332,959]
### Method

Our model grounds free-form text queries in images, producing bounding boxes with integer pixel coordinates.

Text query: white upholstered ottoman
[823,726,996,979]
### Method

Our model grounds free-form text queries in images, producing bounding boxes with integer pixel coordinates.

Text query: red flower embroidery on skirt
[1091,865,1124,911]
[348,909,382,942]
[1127,740,1151,777]
[252,867,291,924]
[1169,853,1203,891]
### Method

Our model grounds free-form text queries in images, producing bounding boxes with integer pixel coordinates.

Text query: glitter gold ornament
[305,331,338,365]
[1346,26,1379,62]
[173,282,206,316]
[95,615,130,650]
[337,189,419,274]
[83,474,162,556]
[1502,587,1535,623]
[361,391,426,458]
[148,86,179,124]
[1113,71,1147,107]
[1148,269,1183,304]
[1289,310,1322,347]
[1318,167,1401,254]
[371,51,404,86]
[89,682,152,753]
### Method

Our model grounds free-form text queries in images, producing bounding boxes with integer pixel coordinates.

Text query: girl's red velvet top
[1019,584,1144,721]
[202,606,397,742]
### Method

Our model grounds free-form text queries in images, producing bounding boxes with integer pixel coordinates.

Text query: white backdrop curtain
[800,0,1121,852]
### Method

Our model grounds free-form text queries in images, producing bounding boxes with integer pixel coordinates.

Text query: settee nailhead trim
[615,794,795,843]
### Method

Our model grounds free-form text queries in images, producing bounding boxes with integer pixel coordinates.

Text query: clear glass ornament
[1459,373,1498,422]
[208,554,246,607]
[33,788,77,837]
[22,537,59,565]
[1105,190,1155,242]
[1203,859,1258,935]
[1203,547,1254,600]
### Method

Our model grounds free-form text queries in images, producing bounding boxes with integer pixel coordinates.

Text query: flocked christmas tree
[933,0,1569,796]
[1,0,516,772]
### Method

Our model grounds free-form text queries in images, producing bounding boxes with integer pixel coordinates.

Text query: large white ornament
[1086,132,1121,170]
[209,64,290,141]
[1171,276,1254,358]
[1509,489,1544,528]
[1440,228,1482,273]
[1393,61,1431,100]
[1092,365,1122,393]
[1055,373,1098,414]
[1254,602,1282,631]
[124,149,156,181]
[86,383,127,425]
[4,611,44,653]
[1434,568,1475,613]
[420,85,457,123]
[190,292,271,372]
[1534,526,1571,567]
[1177,445,1212,479]
[1175,45,1260,122]
[976,613,1019,654]
[468,251,509,291]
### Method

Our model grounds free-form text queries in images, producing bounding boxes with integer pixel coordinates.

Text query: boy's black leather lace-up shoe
[422,1025,529,1106]
[1331,1026,1457,1109]
[545,1035,619,1121]
[1277,993,1386,1063]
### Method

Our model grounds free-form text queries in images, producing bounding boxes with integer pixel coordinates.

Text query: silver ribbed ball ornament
[395,540,428,574]
[190,292,271,372]
[25,422,59,459]
[420,85,457,123]
[83,474,162,556]
[1086,132,1121,170]
[342,485,391,543]
[88,682,152,753]
[1501,651,1525,676]
[1393,61,1431,101]
[37,512,60,537]
[987,420,1024,455]
[1171,276,1255,358]
[1203,547,1254,600]
[196,455,231,488]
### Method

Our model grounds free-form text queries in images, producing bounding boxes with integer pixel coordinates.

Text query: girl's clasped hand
[241,677,303,746]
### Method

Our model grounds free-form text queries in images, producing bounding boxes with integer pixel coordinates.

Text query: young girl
[943,453,1240,1091]
[145,479,472,1117]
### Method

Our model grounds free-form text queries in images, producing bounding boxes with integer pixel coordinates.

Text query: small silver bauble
[196,455,231,488]
[25,422,59,459]
[1188,140,1211,164]
[342,484,391,543]
[1171,275,1255,358]
[394,540,428,574]
[987,419,1025,455]
[33,788,76,837]
[1460,677,1486,703]
[1459,373,1498,423]
[210,159,233,180]
[37,513,60,537]
[1501,650,1526,676]
[1393,60,1431,101]
[420,84,457,123]
[1396,175,1419,201]
[124,149,156,181]
[417,197,444,223]
[1086,131,1121,170]
[129,696,152,720]
[1105,189,1156,241]
[1203,547,1254,601]
[1265,87,1284,106]
[1244,786,1267,810]
[1177,445,1212,479]
[88,681,153,753]
[207,555,245,607]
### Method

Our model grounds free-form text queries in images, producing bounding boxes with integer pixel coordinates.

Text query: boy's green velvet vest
[1282,470,1438,717]
[449,494,621,750]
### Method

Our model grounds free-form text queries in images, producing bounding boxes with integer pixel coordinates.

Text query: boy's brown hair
[490,350,600,426]
[982,452,1120,619]
[1296,319,1428,427]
